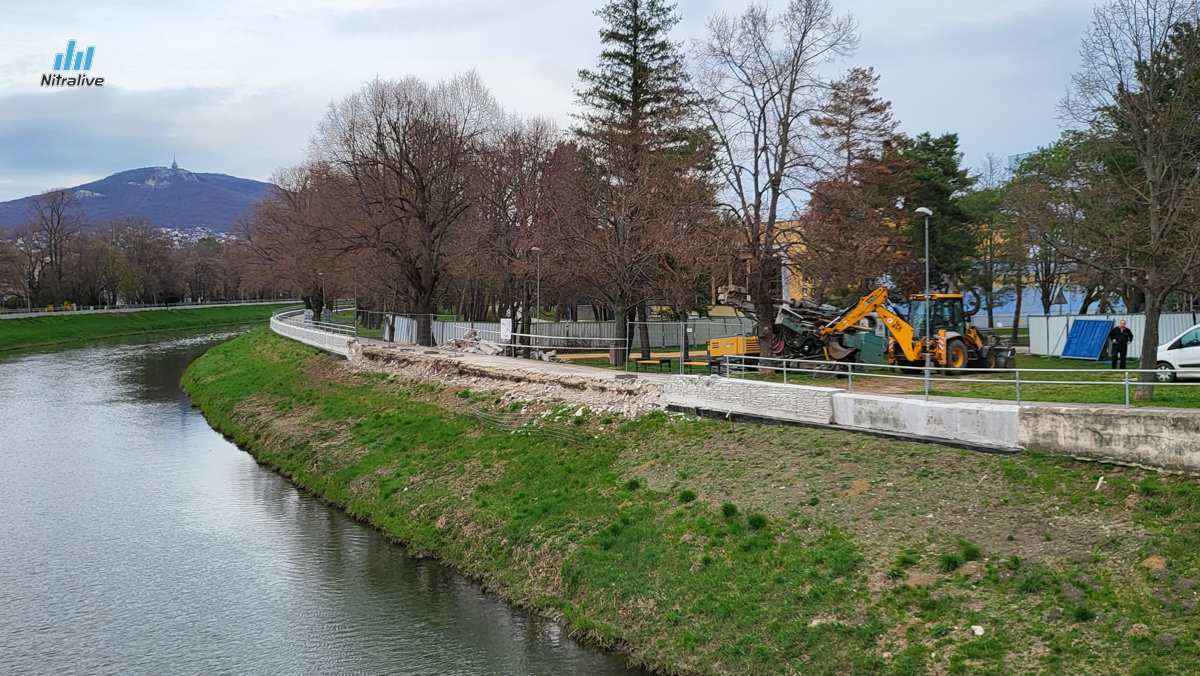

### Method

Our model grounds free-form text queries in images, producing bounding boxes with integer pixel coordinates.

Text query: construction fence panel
[1027,312,1199,358]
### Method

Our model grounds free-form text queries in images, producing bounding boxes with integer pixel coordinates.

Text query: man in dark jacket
[1108,320,1134,369]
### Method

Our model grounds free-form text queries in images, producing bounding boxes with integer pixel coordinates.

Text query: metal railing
[0,298,302,318]
[716,353,1200,407]
[272,302,358,337]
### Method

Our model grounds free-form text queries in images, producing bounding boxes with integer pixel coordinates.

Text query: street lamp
[318,272,325,319]
[915,207,933,399]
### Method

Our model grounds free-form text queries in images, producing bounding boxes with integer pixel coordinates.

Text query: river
[0,328,639,675]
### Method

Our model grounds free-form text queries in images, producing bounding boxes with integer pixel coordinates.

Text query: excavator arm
[818,287,924,363]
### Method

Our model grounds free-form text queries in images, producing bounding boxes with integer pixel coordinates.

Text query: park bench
[635,358,673,372]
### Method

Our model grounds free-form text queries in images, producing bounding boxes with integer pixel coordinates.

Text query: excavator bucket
[824,335,856,361]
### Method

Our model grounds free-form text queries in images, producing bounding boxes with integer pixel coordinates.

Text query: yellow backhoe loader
[820,287,1012,370]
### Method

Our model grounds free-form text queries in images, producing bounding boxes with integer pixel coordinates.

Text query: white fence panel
[1028,312,1199,357]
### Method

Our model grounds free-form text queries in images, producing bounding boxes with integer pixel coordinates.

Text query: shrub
[721,502,738,518]
[1017,571,1050,594]
[625,478,640,491]
[747,513,768,530]
[886,566,906,580]
[931,623,951,637]
[957,538,981,562]
[937,552,964,573]
[1072,605,1095,622]
[679,489,697,504]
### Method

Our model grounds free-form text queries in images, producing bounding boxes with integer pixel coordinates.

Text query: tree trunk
[613,303,630,366]
[1135,292,1164,401]
[1010,271,1024,344]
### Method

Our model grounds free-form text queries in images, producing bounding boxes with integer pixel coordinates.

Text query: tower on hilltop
[171,153,178,170]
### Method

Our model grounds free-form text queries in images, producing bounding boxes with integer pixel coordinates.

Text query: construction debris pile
[350,343,661,417]
[440,329,563,362]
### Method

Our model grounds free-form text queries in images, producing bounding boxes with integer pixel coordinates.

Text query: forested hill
[0,166,273,233]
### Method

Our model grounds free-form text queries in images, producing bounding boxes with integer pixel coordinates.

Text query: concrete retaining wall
[831,393,1020,450]
[659,375,837,424]
[270,315,355,357]
[1019,406,1200,474]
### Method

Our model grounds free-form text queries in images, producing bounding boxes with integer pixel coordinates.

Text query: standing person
[1108,320,1134,369]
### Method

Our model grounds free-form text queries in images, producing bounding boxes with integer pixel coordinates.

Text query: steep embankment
[183,329,1200,676]
[0,304,287,352]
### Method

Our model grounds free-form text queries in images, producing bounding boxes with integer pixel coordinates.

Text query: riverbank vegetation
[184,329,1200,675]
[0,304,286,352]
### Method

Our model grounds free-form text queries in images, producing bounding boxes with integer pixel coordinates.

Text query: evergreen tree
[902,133,977,290]
[567,0,717,359]
[576,0,692,157]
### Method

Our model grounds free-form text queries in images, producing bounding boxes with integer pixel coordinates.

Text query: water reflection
[0,329,637,675]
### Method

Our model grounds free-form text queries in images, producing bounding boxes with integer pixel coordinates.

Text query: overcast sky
[0,0,1097,202]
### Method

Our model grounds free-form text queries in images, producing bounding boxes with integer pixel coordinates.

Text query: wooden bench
[635,358,673,372]
[682,360,715,374]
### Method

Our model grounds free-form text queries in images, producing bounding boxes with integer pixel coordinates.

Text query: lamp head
[915,207,933,216]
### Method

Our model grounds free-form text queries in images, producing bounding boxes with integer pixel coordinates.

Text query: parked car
[1156,324,1200,381]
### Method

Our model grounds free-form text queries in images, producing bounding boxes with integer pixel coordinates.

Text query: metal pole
[1015,370,1021,404]
[924,213,931,397]
[848,363,853,392]
[1124,370,1130,408]
[535,249,541,349]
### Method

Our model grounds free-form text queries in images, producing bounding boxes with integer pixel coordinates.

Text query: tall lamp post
[915,207,934,399]
[530,247,541,348]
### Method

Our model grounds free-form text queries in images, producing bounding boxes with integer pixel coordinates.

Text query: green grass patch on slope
[0,304,289,352]
[183,329,1200,676]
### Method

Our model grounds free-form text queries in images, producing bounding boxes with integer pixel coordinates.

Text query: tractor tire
[946,338,968,370]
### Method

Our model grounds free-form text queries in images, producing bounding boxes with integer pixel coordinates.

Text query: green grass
[0,304,288,352]
[183,329,1200,675]
[183,329,881,675]
[919,354,1200,408]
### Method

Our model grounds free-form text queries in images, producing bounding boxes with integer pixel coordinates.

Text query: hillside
[0,166,273,233]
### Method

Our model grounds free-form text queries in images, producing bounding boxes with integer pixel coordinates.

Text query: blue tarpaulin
[1061,319,1114,360]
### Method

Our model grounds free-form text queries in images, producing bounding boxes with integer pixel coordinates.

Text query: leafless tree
[28,190,86,303]
[1060,0,1200,398]
[312,72,501,345]
[694,0,858,359]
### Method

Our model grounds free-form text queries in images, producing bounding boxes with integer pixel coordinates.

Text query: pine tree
[566,0,717,360]
[902,133,978,289]
[575,0,692,158]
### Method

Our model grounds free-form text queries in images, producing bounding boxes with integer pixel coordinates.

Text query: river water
[0,329,638,675]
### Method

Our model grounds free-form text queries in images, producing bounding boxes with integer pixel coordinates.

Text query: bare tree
[28,190,86,304]
[694,0,858,360]
[312,72,500,345]
[1060,0,1200,398]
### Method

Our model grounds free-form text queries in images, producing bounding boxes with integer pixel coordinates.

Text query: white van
[1156,324,1200,381]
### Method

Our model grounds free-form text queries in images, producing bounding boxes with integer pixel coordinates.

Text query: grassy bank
[0,304,289,352]
[184,329,1200,675]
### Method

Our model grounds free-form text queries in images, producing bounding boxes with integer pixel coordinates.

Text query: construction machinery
[717,283,1012,369]
[817,287,1012,369]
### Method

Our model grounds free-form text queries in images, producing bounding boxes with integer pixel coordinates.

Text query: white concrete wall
[831,393,1020,449]
[659,375,837,424]
[270,314,355,357]
[1019,406,1200,474]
